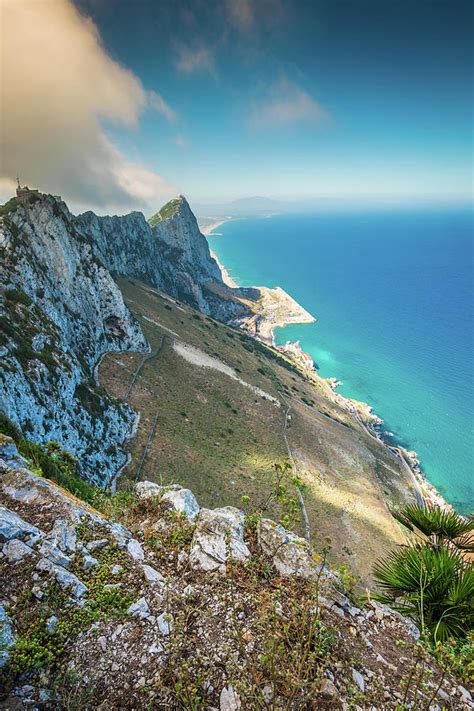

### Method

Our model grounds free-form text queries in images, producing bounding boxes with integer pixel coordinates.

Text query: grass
[148,198,181,227]
[99,278,414,581]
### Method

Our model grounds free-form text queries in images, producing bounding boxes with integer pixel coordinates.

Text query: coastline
[201,218,238,288]
[203,220,452,513]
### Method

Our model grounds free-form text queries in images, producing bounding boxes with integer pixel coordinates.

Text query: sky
[1,0,472,215]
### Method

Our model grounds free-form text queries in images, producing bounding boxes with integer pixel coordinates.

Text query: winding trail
[125,338,164,401]
[281,401,311,543]
[122,335,165,483]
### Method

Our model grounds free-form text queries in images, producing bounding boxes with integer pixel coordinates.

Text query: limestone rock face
[190,506,250,571]
[257,518,320,578]
[0,192,246,486]
[0,194,147,485]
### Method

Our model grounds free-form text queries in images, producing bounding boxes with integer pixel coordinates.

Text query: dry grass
[100,277,414,582]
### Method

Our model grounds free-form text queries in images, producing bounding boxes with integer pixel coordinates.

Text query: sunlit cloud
[0,0,176,212]
[249,78,328,127]
[174,43,216,76]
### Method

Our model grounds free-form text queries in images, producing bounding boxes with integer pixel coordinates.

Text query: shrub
[372,504,474,642]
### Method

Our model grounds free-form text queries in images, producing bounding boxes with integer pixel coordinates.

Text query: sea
[207,207,474,514]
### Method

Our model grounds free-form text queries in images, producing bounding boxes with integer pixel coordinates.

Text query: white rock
[136,481,170,499]
[47,519,77,553]
[220,685,241,711]
[352,669,365,693]
[39,540,72,568]
[2,538,34,563]
[128,597,150,619]
[0,506,42,543]
[36,558,87,598]
[157,612,172,636]
[97,636,107,651]
[83,554,99,570]
[257,518,319,578]
[0,606,15,668]
[142,564,164,584]
[111,564,123,575]
[127,538,145,561]
[189,507,250,571]
[46,616,58,632]
[161,488,200,520]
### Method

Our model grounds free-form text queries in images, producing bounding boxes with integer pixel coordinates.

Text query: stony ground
[0,444,472,710]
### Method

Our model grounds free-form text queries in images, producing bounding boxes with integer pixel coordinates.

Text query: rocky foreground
[0,439,471,710]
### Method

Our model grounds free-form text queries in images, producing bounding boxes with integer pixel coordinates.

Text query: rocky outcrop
[0,192,147,484]
[75,195,245,321]
[0,190,247,484]
[189,506,250,571]
[0,460,470,710]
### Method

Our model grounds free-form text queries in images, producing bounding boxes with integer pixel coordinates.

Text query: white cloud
[0,0,176,211]
[249,78,328,127]
[147,91,177,123]
[175,135,190,149]
[174,44,216,76]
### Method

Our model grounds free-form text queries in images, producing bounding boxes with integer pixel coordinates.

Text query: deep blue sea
[207,208,474,514]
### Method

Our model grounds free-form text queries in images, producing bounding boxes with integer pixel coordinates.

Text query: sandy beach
[200,218,239,288]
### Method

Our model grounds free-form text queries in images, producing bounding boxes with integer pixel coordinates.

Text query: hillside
[0,188,420,583]
[0,440,471,709]
[99,277,414,582]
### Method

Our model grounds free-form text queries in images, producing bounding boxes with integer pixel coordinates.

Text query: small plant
[372,504,474,642]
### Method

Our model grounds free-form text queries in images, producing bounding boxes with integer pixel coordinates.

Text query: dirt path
[282,401,311,543]
[125,338,164,401]
[124,336,165,482]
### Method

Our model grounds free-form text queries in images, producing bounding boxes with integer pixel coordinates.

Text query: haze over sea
[207,208,474,514]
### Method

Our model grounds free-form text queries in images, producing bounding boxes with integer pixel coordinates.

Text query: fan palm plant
[372,504,474,641]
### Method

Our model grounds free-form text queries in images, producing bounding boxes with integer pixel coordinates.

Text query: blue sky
[2,0,472,212]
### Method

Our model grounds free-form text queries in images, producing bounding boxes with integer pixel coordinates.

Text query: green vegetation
[0,413,97,504]
[0,196,19,217]
[373,504,474,642]
[148,198,181,227]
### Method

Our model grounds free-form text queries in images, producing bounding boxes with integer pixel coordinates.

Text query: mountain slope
[0,190,246,484]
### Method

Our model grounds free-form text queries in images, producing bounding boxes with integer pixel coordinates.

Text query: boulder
[47,519,77,553]
[127,538,145,561]
[39,540,72,567]
[257,518,319,578]
[189,507,250,571]
[0,436,29,469]
[142,564,165,584]
[136,481,199,520]
[136,481,175,500]
[128,597,150,619]
[2,538,35,563]
[161,488,200,520]
[0,506,42,544]
[36,558,87,598]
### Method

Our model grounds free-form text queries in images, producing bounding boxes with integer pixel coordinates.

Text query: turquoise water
[207,209,474,514]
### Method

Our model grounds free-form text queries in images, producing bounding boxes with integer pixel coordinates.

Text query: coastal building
[276,340,314,370]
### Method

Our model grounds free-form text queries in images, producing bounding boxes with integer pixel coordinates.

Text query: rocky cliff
[0,190,243,485]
